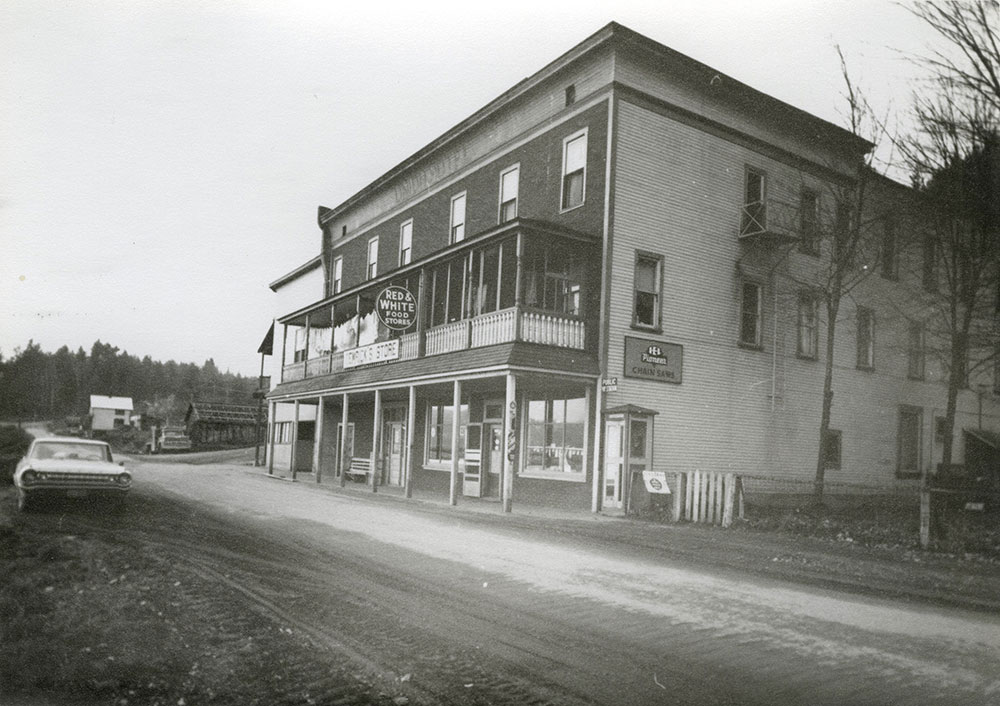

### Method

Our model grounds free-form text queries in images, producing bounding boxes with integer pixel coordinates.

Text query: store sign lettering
[343,339,400,369]
[376,286,417,331]
[624,336,683,384]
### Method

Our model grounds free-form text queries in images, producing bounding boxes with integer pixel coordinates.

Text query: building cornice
[269,255,323,292]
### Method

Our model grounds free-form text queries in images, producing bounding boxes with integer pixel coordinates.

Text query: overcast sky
[1,0,938,376]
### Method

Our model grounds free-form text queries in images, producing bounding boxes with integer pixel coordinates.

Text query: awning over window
[964,427,1000,451]
[258,322,275,356]
[604,404,659,416]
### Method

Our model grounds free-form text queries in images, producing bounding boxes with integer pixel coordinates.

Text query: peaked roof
[90,395,133,411]
[186,402,258,425]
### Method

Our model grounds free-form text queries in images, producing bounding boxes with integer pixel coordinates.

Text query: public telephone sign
[624,336,683,384]
[376,286,417,331]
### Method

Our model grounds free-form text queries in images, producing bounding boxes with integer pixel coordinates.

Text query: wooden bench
[346,457,371,483]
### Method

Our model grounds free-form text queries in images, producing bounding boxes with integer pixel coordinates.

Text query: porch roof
[267,342,599,399]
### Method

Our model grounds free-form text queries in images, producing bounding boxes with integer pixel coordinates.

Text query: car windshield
[32,442,111,463]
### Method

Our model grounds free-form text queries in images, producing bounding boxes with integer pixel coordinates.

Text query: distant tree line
[0,340,259,424]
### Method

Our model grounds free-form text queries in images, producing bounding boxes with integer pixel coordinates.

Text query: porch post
[450,379,461,506]
[502,373,516,513]
[514,231,524,342]
[266,400,276,475]
[371,388,382,493]
[291,399,300,481]
[339,393,349,488]
[313,395,325,483]
[591,383,604,513]
[304,314,311,373]
[280,325,288,382]
[405,384,416,499]
[417,269,427,358]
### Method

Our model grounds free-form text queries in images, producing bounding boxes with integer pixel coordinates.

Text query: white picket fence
[675,471,743,527]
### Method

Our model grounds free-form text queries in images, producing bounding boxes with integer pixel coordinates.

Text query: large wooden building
[261,23,999,513]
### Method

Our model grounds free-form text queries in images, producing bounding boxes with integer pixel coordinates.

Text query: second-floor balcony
[278,219,598,384]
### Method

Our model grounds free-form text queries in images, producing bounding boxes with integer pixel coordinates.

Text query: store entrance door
[604,418,625,509]
[482,423,503,498]
[462,423,484,497]
[383,421,405,487]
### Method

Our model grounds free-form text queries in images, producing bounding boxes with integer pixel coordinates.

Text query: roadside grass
[0,496,314,706]
[0,519,194,703]
[136,446,258,466]
[739,498,1000,559]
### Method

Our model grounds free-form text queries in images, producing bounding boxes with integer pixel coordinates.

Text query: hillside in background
[0,340,259,424]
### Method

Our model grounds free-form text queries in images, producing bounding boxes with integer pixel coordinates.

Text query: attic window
[341,225,347,238]
[565,84,576,107]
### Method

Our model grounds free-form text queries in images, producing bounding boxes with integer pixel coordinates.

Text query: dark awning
[257,322,275,355]
[964,427,1000,450]
[604,403,659,416]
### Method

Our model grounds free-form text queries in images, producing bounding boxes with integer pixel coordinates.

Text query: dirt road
[6,457,1000,705]
[115,460,997,705]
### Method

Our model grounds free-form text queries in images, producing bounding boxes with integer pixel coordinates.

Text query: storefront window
[426,402,469,464]
[524,396,585,474]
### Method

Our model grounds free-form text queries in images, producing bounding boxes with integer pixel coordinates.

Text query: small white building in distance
[89,395,134,431]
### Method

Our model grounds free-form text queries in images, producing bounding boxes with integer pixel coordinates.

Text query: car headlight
[21,469,37,485]
[116,472,132,487]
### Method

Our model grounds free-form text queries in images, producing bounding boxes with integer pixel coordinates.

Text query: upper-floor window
[499,165,519,223]
[523,239,585,317]
[633,253,662,330]
[823,429,842,470]
[564,84,576,107]
[797,291,819,359]
[856,306,875,369]
[740,168,766,236]
[798,189,820,255]
[366,237,379,280]
[897,405,922,478]
[922,232,937,291]
[561,131,587,210]
[908,321,925,380]
[739,280,763,348]
[834,200,851,259]
[450,192,466,243]
[994,347,1000,395]
[332,256,343,294]
[881,216,898,280]
[398,220,413,266]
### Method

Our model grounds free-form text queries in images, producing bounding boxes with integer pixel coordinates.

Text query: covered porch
[265,364,599,514]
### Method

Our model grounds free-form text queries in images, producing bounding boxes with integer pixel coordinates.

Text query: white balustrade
[425,320,470,356]
[399,332,420,360]
[306,356,331,377]
[470,307,516,347]
[520,311,585,349]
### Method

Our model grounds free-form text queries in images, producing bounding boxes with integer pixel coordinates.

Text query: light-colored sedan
[14,437,131,512]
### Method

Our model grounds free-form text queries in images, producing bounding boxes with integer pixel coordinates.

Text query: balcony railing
[282,307,585,382]
[738,198,801,244]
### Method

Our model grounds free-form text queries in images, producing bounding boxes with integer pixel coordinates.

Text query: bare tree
[902,0,1000,469]
[807,49,889,503]
[909,1,1000,113]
